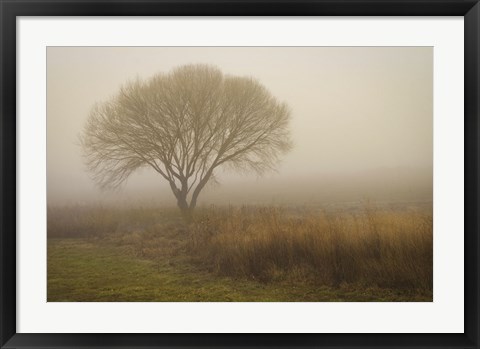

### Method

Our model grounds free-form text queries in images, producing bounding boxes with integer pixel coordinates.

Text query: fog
[47,47,432,206]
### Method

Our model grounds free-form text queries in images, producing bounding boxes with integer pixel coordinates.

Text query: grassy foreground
[48,238,431,302]
[47,203,432,302]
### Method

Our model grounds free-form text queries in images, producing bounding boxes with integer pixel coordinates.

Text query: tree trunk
[180,207,193,223]
[176,194,193,223]
[170,178,194,223]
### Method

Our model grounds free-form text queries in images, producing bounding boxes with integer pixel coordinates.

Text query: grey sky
[47,47,432,205]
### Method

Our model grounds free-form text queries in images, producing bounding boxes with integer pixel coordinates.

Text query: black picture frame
[1,1,479,348]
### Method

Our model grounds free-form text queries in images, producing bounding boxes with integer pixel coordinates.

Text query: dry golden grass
[190,205,432,291]
[48,203,432,294]
[47,205,180,238]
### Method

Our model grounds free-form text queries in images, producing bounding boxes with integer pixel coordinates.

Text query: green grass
[48,238,432,302]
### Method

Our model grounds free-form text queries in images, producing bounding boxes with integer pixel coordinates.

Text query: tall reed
[190,205,432,290]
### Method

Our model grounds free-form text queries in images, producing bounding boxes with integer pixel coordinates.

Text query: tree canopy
[81,64,292,219]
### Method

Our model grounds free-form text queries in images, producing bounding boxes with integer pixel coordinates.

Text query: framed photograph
[1,0,479,348]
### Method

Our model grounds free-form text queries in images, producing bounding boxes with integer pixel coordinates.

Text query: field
[47,202,433,302]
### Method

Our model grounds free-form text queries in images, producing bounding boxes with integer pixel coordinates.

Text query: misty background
[47,47,432,207]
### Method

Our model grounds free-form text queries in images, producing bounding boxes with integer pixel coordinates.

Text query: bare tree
[81,64,292,221]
